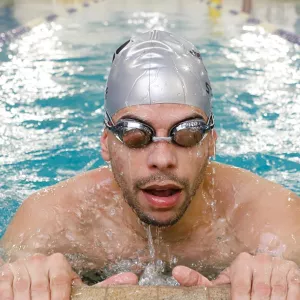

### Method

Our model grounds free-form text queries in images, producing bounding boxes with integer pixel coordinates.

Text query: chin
[136,211,182,227]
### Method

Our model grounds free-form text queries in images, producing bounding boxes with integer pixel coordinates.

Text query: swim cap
[105,30,212,119]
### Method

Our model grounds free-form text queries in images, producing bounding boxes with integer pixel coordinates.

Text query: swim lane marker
[0,0,102,45]
[229,9,300,45]
[206,0,300,46]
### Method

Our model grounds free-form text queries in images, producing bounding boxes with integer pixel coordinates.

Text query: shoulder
[1,167,118,257]
[210,161,299,222]
[211,162,300,254]
[210,161,295,202]
[27,166,117,207]
[208,162,265,210]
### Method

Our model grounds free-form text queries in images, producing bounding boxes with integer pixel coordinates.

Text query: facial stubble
[110,152,209,227]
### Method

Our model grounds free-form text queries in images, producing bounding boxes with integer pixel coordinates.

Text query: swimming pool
[0,0,299,238]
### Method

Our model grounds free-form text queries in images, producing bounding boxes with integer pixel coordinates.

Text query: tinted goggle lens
[122,129,152,148]
[172,128,204,147]
[109,118,211,148]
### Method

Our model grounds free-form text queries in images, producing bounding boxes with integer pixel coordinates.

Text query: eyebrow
[119,113,205,127]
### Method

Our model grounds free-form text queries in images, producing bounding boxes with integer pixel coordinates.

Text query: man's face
[101,104,215,227]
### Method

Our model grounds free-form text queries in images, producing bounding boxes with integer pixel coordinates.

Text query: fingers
[10,261,30,300]
[251,254,272,300]
[270,257,289,300]
[223,252,253,300]
[0,263,14,300]
[96,272,138,286]
[48,253,74,300]
[215,252,300,300]
[172,266,212,287]
[287,266,300,300]
[25,254,50,300]
[0,253,81,300]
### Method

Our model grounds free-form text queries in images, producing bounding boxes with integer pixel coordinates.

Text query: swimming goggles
[104,112,214,148]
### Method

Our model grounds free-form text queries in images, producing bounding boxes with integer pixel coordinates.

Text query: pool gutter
[71,285,231,300]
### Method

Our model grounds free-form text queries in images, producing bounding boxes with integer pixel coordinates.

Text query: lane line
[0,0,105,45]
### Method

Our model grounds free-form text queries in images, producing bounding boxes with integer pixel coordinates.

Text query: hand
[0,253,81,300]
[212,252,300,299]
[0,253,138,300]
[172,265,213,287]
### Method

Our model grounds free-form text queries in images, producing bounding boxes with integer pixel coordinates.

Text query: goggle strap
[105,111,114,127]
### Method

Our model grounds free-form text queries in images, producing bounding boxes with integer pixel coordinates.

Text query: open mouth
[141,184,182,208]
[143,189,181,197]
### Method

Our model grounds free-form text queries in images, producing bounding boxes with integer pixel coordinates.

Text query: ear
[100,129,111,161]
[208,129,217,158]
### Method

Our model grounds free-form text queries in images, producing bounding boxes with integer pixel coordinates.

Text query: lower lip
[142,190,182,208]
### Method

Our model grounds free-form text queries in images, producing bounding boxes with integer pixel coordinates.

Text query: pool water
[0,0,299,238]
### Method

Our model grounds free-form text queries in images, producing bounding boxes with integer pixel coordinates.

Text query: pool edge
[72,285,231,299]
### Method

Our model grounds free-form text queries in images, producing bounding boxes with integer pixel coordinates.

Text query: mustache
[134,173,189,190]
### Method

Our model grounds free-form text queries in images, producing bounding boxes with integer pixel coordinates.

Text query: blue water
[0,0,299,238]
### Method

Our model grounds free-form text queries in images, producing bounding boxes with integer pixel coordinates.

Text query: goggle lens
[172,128,204,147]
[122,129,152,148]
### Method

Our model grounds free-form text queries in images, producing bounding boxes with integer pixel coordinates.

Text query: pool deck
[71,285,231,300]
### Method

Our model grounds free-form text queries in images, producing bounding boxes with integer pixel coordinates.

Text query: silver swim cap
[105,30,212,119]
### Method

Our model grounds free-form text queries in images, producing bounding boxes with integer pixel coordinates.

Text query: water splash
[138,225,179,286]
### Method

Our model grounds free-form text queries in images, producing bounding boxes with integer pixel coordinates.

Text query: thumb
[211,268,231,285]
[94,272,138,286]
[172,266,212,287]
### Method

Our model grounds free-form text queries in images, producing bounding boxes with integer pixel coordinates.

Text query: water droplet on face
[109,208,116,216]
[105,229,113,240]
[196,150,202,157]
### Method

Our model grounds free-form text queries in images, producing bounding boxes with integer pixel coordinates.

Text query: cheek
[179,145,209,179]
[109,142,126,171]
[186,143,209,162]
[109,142,143,184]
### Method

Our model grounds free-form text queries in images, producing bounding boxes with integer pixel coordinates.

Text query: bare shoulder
[211,162,300,257]
[209,161,267,214]
[23,166,116,208]
[211,161,297,207]
[1,167,117,260]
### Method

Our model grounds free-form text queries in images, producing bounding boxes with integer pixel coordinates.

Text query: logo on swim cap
[105,30,212,119]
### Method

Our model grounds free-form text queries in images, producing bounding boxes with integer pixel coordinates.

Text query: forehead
[112,104,207,125]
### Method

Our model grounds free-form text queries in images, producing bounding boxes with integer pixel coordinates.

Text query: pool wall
[71,285,231,300]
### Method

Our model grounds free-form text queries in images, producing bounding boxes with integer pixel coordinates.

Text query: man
[1,30,300,299]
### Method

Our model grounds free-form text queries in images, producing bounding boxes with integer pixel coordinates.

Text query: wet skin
[1,104,300,299]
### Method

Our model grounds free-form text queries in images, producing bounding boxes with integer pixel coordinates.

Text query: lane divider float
[0,0,101,45]
[206,1,299,45]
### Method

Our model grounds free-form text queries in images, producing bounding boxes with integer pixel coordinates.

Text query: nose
[147,141,177,171]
